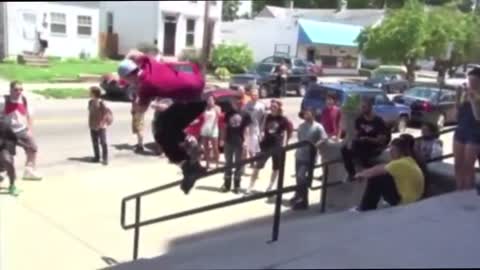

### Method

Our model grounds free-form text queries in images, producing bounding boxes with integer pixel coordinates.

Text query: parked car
[364,73,410,93]
[100,61,195,101]
[392,85,457,129]
[152,89,241,153]
[301,82,411,132]
[259,55,323,76]
[229,63,317,98]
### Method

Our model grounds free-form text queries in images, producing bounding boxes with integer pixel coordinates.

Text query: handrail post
[270,149,286,242]
[320,163,329,213]
[133,197,141,260]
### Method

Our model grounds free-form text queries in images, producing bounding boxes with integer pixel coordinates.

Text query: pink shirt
[135,56,205,106]
[319,105,341,137]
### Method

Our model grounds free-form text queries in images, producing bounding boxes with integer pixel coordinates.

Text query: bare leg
[202,137,211,170]
[454,141,465,190]
[211,138,220,168]
[267,170,279,191]
[463,144,480,190]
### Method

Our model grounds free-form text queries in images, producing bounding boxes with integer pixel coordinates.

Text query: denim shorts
[454,128,480,145]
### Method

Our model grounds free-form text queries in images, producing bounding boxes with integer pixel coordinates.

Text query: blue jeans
[295,160,312,203]
[224,143,244,189]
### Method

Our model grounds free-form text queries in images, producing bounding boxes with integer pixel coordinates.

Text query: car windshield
[256,64,274,74]
[404,87,439,101]
[231,76,255,84]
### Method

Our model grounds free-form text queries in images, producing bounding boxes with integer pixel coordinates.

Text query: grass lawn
[32,88,90,99]
[0,58,118,83]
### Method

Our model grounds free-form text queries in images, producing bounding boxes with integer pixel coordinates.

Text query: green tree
[222,0,241,21]
[358,0,428,81]
[211,43,254,74]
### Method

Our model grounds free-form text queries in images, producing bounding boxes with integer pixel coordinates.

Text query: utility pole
[201,0,211,77]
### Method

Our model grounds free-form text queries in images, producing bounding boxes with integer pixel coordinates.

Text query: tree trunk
[404,58,416,83]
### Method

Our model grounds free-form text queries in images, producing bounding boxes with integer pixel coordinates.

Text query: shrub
[211,43,254,74]
[214,67,231,81]
[179,49,202,65]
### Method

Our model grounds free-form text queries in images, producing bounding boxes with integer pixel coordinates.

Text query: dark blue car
[301,82,411,132]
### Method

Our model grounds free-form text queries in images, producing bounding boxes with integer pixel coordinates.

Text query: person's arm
[285,117,294,145]
[355,164,388,180]
[316,125,329,148]
[468,90,480,121]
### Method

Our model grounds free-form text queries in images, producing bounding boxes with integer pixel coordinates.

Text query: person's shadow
[67,156,98,163]
[112,143,160,157]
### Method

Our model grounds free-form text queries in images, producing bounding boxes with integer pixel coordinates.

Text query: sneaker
[91,157,100,163]
[23,168,42,181]
[102,159,109,166]
[221,184,231,193]
[292,200,309,211]
[349,207,360,213]
[134,145,144,154]
[8,186,20,196]
[233,187,240,194]
[180,161,207,195]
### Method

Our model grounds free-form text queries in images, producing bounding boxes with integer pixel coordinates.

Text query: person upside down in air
[117,50,207,194]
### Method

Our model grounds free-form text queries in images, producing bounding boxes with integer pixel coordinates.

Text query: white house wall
[5,2,99,58]
[99,1,157,55]
[157,1,222,57]
[220,18,298,62]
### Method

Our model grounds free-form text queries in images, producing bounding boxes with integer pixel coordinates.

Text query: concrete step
[17,54,50,67]
[107,191,480,269]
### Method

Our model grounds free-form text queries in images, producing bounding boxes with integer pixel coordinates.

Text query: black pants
[90,128,108,161]
[359,173,401,211]
[275,77,287,97]
[224,142,243,189]
[295,160,312,204]
[153,101,207,163]
[0,149,15,186]
[341,140,383,177]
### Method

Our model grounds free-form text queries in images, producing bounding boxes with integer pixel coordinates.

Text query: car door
[437,91,457,123]
[372,93,398,125]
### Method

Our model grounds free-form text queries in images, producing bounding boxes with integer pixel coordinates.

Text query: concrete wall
[5,2,99,57]
[99,1,157,56]
[220,18,298,62]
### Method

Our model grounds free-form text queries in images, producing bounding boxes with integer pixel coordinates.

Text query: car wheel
[259,85,269,99]
[397,115,409,133]
[297,84,307,97]
[437,113,446,129]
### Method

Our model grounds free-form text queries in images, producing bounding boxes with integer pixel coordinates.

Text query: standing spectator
[243,88,266,163]
[200,95,222,170]
[352,137,425,212]
[274,60,289,98]
[88,87,113,165]
[0,119,20,196]
[341,98,389,182]
[340,93,361,148]
[36,13,48,57]
[248,99,293,194]
[131,92,146,153]
[415,122,443,163]
[319,93,341,139]
[453,67,480,190]
[221,98,251,194]
[291,108,328,210]
[0,81,41,180]
[238,86,252,108]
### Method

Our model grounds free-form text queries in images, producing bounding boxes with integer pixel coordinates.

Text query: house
[0,1,100,59]
[99,1,222,58]
[221,4,384,73]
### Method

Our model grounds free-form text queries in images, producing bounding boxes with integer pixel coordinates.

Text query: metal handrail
[121,140,317,260]
[120,126,457,260]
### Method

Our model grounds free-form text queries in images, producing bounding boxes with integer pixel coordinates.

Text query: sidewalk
[0,151,321,270]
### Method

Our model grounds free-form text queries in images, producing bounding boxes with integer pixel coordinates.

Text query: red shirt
[184,112,225,140]
[135,56,205,106]
[319,105,341,137]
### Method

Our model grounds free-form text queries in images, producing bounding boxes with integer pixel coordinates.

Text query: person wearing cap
[247,99,293,194]
[118,50,207,194]
[290,107,328,210]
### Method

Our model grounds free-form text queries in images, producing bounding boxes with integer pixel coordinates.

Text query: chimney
[337,0,347,12]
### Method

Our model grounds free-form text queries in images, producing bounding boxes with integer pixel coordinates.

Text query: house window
[186,19,195,47]
[107,12,113,33]
[77,15,92,36]
[50,12,66,34]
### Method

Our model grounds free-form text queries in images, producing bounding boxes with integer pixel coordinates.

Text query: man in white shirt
[0,81,41,180]
[243,88,266,161]
[36,14,48,57]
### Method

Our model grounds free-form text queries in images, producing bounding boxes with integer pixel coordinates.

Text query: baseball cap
[117,59,139,78]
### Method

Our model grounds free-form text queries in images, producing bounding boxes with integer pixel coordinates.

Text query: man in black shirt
[221,98,252,193]
[341,97,389,182]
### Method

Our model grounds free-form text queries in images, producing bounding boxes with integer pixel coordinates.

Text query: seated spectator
[400,133,429,198]
[341,97,390,182]
[415,122,443,163]
[352,137,425,212]
[319,94,341,139]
